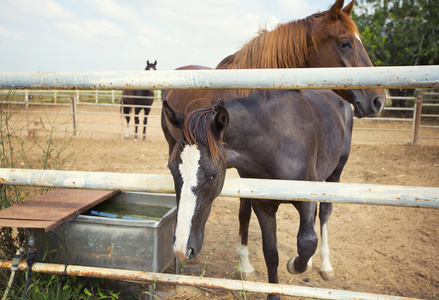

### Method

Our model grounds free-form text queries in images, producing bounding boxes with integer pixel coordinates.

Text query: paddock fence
[0,89,163,141]
[1,66,439,299]
[1,66,438,144]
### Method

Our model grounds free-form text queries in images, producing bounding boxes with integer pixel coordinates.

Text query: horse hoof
[267,294,281,300]
[319,270,335,281]
[134,138,138,142]
[287,257,312,274]
[124,134,129,138]
[240,271,257,282]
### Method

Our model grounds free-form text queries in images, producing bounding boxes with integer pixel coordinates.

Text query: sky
[0,0,338,72]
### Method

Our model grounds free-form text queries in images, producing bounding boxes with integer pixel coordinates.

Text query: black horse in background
[121,60,157,141]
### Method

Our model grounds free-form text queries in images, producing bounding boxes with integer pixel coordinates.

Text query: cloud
[0,0,338,71]
[7,0,75,19]
[55,19,126,41]
[0,25,25,40]
[86,0,140,22]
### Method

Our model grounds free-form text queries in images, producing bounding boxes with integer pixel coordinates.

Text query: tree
[352,0,439,67]
[352,0,439,108]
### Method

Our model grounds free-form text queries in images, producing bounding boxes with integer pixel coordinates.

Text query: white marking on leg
[355,32,363,44]
[236,244,254,273]
[174,144,201,258]
[124,125,129,137]
[319,222,333,273]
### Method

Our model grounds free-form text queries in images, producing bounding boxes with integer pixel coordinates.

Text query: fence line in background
[2,89,437,144]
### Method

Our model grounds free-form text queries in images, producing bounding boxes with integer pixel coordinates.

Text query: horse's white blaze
[355,32,363,44]
[319,222,333,273]
[174,144,201,258]
[237,244,254,274]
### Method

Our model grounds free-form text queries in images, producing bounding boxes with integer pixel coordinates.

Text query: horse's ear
[342,0,354,16]
[163,100,185,129]
[328,0,344,20]
[147,60,150,65]
[212,102,229,139]
[154,60,157,66]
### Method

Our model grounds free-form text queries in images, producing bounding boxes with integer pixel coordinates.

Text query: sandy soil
[21,104,439,299]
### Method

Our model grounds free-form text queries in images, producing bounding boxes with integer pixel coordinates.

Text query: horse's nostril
[186,247,196,259]
[373,97,383,112]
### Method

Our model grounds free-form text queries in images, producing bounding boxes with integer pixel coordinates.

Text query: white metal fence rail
[0,169,437,208]
[1,66,438,90]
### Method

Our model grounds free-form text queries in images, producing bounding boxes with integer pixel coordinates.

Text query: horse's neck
[222,96,273,172]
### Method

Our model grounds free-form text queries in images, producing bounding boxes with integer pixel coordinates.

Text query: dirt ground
[22,104,439,299]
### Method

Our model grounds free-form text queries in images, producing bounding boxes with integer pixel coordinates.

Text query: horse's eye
[210,170,219,180]
[339,40,352,49]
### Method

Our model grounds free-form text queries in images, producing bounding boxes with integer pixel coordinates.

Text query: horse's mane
[172,101,225,165]
[217,10,359,70]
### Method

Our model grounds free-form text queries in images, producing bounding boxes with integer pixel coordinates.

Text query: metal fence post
[410,91,423,145]
[95,90,99,103]
[71,95,77,138]
[25,90,30,137]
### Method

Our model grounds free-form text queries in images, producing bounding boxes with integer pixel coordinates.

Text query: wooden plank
[0,189,119,232]
[0,219,55,231]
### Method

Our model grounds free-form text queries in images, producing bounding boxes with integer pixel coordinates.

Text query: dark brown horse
[163,89,353,300]
[161,0,385,153]
[122,60,157,141]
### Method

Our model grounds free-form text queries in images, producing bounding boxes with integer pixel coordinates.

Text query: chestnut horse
[121,60,157,141]
[163,89,353,299]
[161,0,385,154]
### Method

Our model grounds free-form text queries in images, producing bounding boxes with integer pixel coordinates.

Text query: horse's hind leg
[237,198,255,277]
[142,107,151,141]
[318,202,334,280]
[317,124,351,281]
[317,160,348,281]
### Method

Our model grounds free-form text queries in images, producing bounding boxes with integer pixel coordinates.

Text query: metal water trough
[31,192,177,273]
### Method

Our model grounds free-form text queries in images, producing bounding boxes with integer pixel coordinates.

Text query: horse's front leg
[287,201,317,274]
[123,107,131,138]
[237,198,254,277]
[251,199,280,300]
[319,202,334,280]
